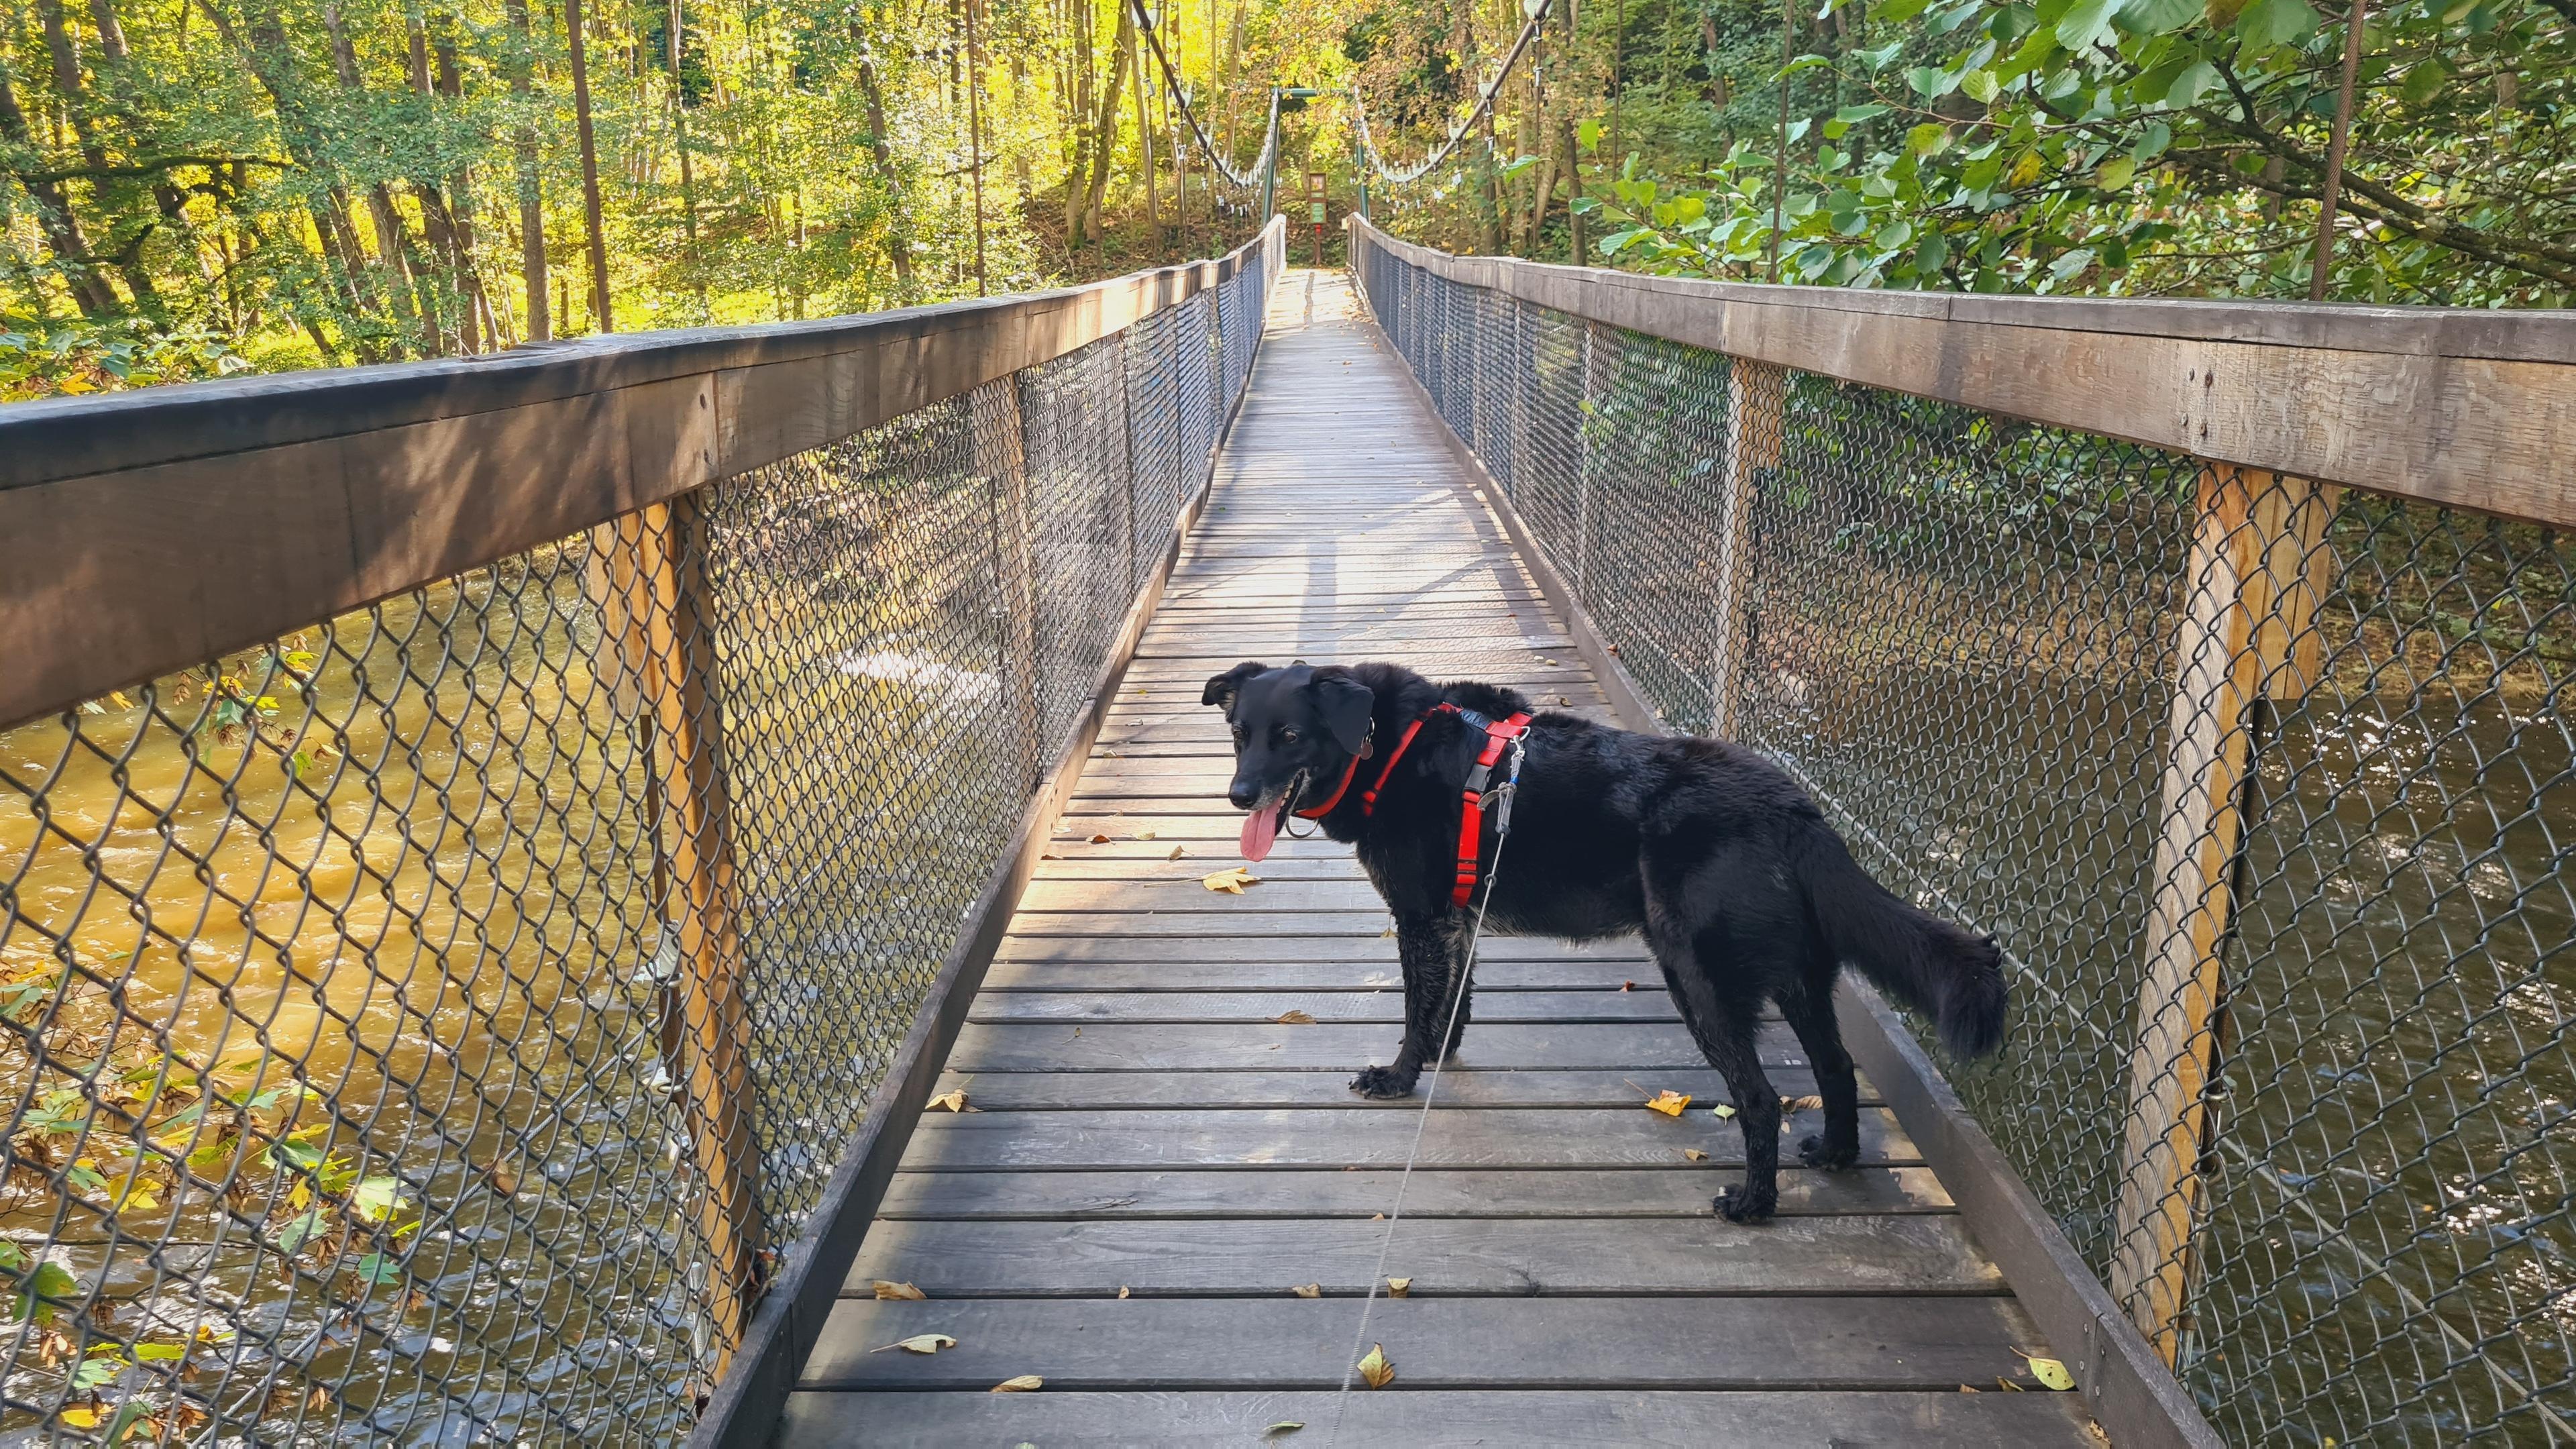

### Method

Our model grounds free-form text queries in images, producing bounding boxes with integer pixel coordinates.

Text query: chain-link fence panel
[1351,237,2573,1448]
[0,229,1279,1446]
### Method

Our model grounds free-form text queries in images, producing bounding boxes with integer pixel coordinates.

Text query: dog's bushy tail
[1793,824,2006,1058]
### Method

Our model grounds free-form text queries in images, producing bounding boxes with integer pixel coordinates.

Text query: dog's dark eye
[1280,728,1299,744]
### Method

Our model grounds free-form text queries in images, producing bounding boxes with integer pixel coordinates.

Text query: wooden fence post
[598,496,765,1376]
[2108,465,2336,1364]
[1708,360,1786,739]
[1576,321,1602,598]
[977,380,1040,788]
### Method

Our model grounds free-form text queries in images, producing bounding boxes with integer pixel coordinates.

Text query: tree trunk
[506,0,550,341]
[323,0,430,352]
[1560,114,1585,262]
[1082,0,1134,244]
[433,32,494,351]
[565,0,612,331]
[670,0,708,318]
[1129,13,1159,248]
[1066,0,1093,246]
[855,54,917,288]
[0,58,117,314]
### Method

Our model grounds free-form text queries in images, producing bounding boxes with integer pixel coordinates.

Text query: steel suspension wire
[1128,0,1277,195]
[1349,9,1546,187]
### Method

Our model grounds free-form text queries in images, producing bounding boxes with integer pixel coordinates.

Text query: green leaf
[274,1208,327,1255]
[1873,0,1932,21]
[2117,0,2201,33]
[353,1252,405,1286]
[2235,0,2317,46]
[1835,103,1892,123]
[1907,65,1957,98]
[1961,68,2002,103]
[72,1350,126,1392]
[2049,246,2098,280]
[2400,60,2447,105]
[2055,0,2121,48]
[351,1175,409,1224]
[129,1342,189,1362]
[1874,219,1915,251]
[2096,156,2137,189]
[1907,123,1952,157]
[2132,120,2174,161]
[1576,119,1602,151]
[2165,61,2220,107]
[1915,231,1952,274]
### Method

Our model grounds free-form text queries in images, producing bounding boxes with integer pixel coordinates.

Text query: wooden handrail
[1348,216,2576,529]
[0,217,1287,731]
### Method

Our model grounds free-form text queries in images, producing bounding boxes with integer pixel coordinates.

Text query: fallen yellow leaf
[1118,1285,1131,1299]
[2014,1348,2076,1391]
[872,1280,927,1301]
[1386,1277,1411,1297]
[1291,1283,1322,1298]
[1202,866,1260,893]
[869,1333,957,1355]
[1781,1094,1825,1112]
[1135,830,1157,840]
[1168,845,1185,861]
[991,1375,1043,1393]
[1682,1148,1709,1161]
[1644,1089,1691,1117]
[58,1407,101,1428]
[1710,1104,1736,1120]
[1960,1384,1979,1393]
[926,1089,971,1113]
[1356,1343,1394,1389]
[1265,1423,1306,1438]
[1088,833,1112,844]
[1272,1010,1317,1025]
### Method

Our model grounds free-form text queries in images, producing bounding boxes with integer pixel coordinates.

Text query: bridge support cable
[1128,0,1280,220]
[1347,5,1548,189]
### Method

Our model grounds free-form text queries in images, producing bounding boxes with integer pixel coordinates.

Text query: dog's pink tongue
[1239,803,1281,863]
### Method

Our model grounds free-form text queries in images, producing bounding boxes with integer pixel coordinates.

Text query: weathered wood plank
[898,1107,1913,1170]
[800,1295,2035,1389]
[922,1069,1858,1110]
[845,1215,2003,1296]
[779,1388,2096,1447]
[978,961,1653,993]
[990,932,1650,963]
[965,988,1679,1024]
[877,1163,1933,1217]
[945,1022,1799,1073]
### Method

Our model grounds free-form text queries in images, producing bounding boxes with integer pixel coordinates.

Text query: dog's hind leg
[1778,956,1861,1171]
[1647,920,1786,1224]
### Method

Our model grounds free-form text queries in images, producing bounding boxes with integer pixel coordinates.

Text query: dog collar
[1294,751,1364,819]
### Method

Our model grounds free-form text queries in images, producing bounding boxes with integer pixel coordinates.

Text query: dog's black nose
[1228,782,1260,810]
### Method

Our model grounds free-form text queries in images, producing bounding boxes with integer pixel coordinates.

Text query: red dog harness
[1295,702,1532,907]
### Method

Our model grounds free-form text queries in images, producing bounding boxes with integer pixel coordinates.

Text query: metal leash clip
[1491,738,1527,836]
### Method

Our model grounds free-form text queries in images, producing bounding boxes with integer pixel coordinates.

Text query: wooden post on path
[2108,464,2336,1364]
[598,496,765,1377]
[1707,360,1786,739]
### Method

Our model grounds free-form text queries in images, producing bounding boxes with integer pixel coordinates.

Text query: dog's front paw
[1349,1064,1418,1099]
[1715,1183,1777,1224]
[1798,1132,1859,1171]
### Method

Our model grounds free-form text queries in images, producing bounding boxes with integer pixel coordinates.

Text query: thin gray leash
[1325,737,1524,1446]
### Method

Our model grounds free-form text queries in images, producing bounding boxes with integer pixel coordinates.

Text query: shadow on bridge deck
[773,271,2098,1448]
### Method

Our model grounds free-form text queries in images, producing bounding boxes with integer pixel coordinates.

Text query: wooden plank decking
[775,272,2098,1447]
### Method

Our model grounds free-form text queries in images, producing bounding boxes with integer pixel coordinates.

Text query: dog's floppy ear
[1201,661,1267,711]
[1311,672,1375,755]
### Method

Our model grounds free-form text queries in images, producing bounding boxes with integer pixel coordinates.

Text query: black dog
[1203,659,2006,1223]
